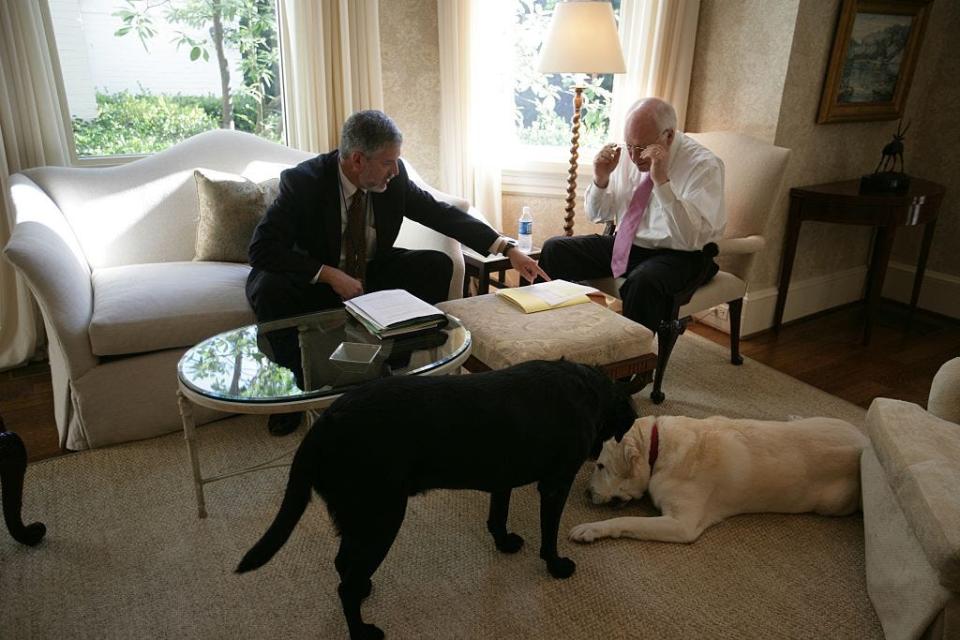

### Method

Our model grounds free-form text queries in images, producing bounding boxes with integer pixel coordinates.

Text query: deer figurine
[875,119,911,174]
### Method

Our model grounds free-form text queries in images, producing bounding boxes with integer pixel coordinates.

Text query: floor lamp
[538,0,626,236]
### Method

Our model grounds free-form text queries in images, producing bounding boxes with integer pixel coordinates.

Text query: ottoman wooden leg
[0,415,47,546]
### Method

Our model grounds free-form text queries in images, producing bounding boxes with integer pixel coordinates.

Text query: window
[47,0,283,161]
[511,0,621,162]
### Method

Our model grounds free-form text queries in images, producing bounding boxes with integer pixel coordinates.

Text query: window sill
[501,145,596,198]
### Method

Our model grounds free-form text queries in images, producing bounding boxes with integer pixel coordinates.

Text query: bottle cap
[522,206,531,215]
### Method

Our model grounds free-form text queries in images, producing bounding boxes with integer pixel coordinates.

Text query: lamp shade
[537,1,626,74]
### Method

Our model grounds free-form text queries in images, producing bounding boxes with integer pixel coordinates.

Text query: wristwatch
[501,239,518,256]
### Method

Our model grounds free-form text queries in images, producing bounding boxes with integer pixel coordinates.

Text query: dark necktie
[344,190,367,279]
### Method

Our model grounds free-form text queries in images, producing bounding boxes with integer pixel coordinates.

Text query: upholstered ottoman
[437,293,656,387]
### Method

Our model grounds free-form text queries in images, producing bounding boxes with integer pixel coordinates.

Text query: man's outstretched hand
[320,266,364,300]
[506,247,551,284]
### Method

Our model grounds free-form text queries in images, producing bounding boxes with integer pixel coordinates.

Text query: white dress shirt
[584,131,726,252]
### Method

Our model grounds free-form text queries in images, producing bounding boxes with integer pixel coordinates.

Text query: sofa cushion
[90,262,255,356]
[867,397,960,590]
[194,169,279,263]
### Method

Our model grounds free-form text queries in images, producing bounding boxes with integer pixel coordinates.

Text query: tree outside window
[48,0,283,159]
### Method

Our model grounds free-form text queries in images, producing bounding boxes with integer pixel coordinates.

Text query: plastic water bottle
[518,206,533,253]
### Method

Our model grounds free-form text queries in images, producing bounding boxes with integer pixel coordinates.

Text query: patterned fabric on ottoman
[438,293,654,370]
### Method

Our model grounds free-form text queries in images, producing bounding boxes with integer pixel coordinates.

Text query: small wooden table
[462,247,541,295]
[774,178,945,344]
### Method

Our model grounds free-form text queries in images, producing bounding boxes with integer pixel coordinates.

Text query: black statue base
[860,171,911,194]
[0,417,47,546]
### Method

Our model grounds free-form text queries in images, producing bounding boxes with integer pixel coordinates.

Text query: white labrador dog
[570,415,868,544]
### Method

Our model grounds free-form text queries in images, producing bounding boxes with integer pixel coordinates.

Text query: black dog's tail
[236,422,322,574]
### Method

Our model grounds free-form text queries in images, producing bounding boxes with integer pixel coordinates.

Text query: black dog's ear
[613,395,640,442]
[589,438,606,460]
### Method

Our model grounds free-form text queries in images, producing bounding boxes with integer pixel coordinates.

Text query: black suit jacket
[248,150,500,282]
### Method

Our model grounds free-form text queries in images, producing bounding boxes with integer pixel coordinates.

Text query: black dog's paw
[351,623,384,640]
[546,556,576,579]
[494,532,524,554]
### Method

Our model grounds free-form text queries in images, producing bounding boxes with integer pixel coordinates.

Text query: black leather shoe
[268,412,303,436]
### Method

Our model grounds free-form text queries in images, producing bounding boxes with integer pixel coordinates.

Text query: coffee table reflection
[177,309,471,517]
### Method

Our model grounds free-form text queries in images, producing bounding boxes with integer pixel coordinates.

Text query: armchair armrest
[866,397,960,590]
[4,174,97,378]
[716,235,765,256]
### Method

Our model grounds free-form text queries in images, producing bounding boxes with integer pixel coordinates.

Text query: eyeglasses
[623,129,672,156]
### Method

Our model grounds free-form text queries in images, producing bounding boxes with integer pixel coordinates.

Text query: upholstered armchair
[589,131,791,403]
[861,357,960,640]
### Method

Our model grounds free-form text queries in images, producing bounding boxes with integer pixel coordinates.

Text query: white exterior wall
[49,0,243,120]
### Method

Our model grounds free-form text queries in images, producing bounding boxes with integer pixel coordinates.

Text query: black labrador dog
[237,359,637,640]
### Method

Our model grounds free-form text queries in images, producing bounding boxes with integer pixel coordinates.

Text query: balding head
[626,98,677,133]
[623,98,677,172]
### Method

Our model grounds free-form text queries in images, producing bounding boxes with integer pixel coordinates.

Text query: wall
[687,0,960,328]
[379,0,442,187]
[685,0,799,144]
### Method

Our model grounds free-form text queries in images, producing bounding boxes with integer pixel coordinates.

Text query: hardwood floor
[688,300,960,409]
[2,300,958,463]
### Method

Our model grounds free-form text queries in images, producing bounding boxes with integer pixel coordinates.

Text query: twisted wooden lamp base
[563,86,584,237]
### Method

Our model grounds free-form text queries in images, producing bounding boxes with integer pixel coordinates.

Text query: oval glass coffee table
[177,309,471,517]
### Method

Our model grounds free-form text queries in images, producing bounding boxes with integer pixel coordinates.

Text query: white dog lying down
[570,415,868,544]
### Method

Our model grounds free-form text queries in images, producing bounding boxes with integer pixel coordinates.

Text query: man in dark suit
[247,110,546,434]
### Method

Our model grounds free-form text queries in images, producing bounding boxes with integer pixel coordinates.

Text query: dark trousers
[245,248,452,387]
[245,247,453,322]
[538,234,711,332]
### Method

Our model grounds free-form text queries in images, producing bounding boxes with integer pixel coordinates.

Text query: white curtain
[610,0,701,137]
[279,0,384,154]
[437,0,513,230]
[0,0,71,370]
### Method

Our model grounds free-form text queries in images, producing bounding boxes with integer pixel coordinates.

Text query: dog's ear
[623,437,642,470]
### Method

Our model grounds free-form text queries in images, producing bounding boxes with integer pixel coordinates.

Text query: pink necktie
[610,174,654,277]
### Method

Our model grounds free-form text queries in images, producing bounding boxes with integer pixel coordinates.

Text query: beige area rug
[2,332,882,639]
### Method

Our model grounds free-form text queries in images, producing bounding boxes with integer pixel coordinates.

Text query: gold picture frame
[817,0,931,124]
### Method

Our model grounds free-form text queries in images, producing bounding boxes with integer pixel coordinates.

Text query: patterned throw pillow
[193,168,280,263]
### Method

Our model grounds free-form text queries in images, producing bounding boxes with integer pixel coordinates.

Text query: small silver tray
[330,342,381,365]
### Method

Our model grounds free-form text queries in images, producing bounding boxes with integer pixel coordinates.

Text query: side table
[773,178,945,344]
[0,413,47,545]
[462,247,541,295]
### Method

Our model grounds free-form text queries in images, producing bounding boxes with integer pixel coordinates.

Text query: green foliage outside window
[70,0,283,157]
[71,91,282,157]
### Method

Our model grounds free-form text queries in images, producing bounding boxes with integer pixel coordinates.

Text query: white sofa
[4,129,472,450]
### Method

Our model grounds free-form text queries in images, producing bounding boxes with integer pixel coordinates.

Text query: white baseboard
[696,261,960,336]
[697,266,868,336]
[881,261,960,319]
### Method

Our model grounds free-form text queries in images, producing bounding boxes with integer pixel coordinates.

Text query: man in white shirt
[538,98,725,332]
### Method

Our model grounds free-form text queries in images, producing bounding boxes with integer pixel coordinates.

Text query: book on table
[344,289,448,338]
[495,279,601,314]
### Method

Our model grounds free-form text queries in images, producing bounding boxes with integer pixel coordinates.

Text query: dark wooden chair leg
[0,416,47,546]
[651,318,686,404]
[728,298,744,365]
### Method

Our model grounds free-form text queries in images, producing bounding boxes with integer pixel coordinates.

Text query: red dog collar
[648,421,659,470]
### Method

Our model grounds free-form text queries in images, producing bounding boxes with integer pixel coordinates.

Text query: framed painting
[817,0,931,124]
